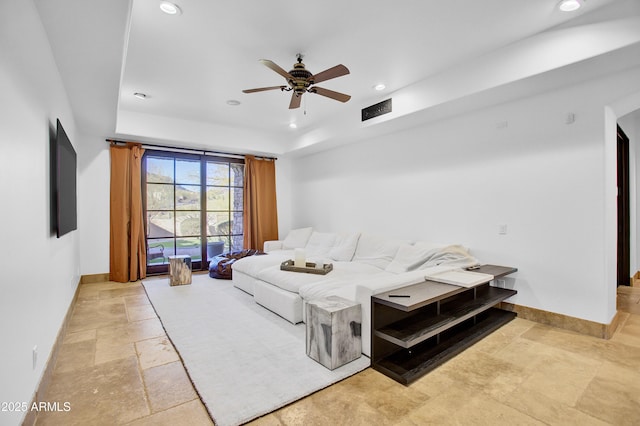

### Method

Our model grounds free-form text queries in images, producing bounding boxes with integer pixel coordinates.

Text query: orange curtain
[109,144,146,282]
[243,155,279,250]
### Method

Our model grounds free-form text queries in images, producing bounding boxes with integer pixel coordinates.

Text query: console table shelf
[375,286,516,348]
[374,308,515,384]
[371,265,517,385]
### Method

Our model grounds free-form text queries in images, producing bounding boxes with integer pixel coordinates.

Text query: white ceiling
[35,0,640,156]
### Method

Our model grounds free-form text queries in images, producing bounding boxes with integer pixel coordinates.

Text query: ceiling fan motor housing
[289,62,313,94]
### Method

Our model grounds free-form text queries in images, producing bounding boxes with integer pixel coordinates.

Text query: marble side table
[168,255,192,286]
[306,296,362,370]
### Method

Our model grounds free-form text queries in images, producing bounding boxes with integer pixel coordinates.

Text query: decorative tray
[280,259,333,275]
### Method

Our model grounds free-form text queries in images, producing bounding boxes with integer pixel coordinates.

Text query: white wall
[0,1,80,424]
[77,134,110,275]
[275,155,293,240]
[288,66,640,325]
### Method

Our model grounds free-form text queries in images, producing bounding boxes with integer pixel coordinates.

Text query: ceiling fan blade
[309,86,351,103]
[311,64,350,84]
[242,86,286,94]
[289,92,302,109]
[259,59,294,81]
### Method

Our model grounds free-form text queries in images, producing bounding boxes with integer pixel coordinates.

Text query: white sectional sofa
[232,227,479,356]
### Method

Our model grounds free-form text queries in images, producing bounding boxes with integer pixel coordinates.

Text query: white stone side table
[306,296,362,370]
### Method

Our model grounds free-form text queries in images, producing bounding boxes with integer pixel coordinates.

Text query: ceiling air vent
[362,98,392,121]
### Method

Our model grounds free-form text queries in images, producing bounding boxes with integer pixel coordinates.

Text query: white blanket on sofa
[420,245,480,269]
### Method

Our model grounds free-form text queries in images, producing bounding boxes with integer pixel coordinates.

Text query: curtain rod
[105,138,277,161]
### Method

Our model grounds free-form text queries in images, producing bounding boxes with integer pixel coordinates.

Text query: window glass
[176,185,201,210]
[231,163,244,187]
[147,238,174,265]
[147,211,174,238]
[207,162,229,186]
[176,212,201,237]
[207,212,230,236]
[147,184,174,210]
[176,237,201,262]
[146,157,174,183]
[231,187,243,211]
[176,159,200,184]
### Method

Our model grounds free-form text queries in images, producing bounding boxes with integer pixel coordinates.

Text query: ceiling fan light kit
[243,54,351,109]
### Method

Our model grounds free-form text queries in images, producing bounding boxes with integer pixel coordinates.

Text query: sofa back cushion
[305,232,337,258]
[328,232,361,261]
[353,234,409,270]
[282,227,313,249]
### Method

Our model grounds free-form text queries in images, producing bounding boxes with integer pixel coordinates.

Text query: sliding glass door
[143,151,244,275]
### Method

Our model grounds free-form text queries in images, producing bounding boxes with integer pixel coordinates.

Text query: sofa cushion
[258,261,381,293]
[305,232,337,258]
[263,240,284,252]
[328,232,360,261]
[257,265,335,293]
[352,234,409,270]
[232,251,292,277]
[253,281,303,324]
[385,244,440,274]
[282,227,313,249]
[299,270,391,302]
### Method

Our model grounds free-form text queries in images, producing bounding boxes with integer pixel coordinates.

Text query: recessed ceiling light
[226,100,241,106]
[558,0,581,12]
[133,92,147,99]
[289,123,297,129]
[160,1,182,15]
[373,83,386,91]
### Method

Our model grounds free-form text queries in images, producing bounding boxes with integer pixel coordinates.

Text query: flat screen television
[55,119,77,237]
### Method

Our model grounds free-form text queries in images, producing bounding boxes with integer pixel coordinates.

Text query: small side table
[168,255,192,286]
[306,296,362,370]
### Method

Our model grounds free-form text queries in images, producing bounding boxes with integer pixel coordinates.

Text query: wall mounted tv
[55,119,77,237]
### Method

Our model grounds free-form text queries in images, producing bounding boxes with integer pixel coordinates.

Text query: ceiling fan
[243,54,351,109]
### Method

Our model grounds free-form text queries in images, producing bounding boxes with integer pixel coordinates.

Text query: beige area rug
[142,274,370,426]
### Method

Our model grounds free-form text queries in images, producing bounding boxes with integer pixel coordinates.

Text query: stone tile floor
[35,281,640,425]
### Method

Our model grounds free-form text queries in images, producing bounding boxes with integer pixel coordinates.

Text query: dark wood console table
[371,265,517,385]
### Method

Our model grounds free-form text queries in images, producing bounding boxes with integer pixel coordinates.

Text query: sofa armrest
[263,240,284,253]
